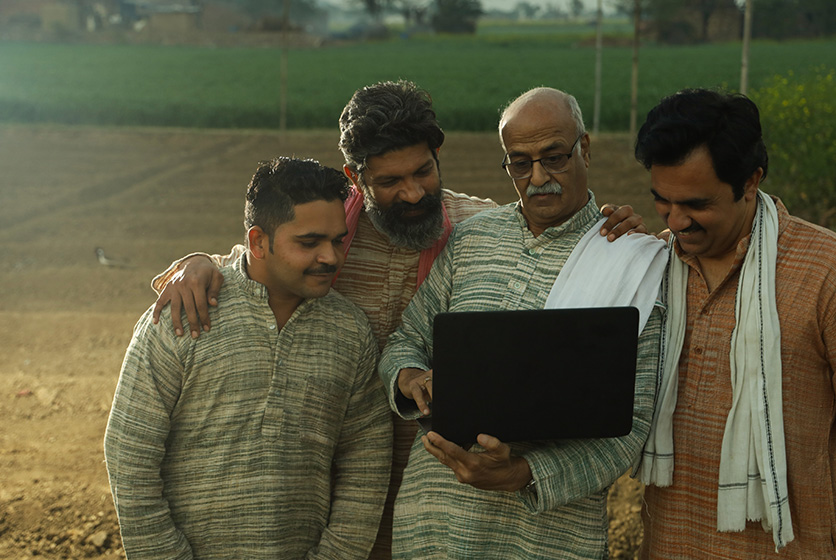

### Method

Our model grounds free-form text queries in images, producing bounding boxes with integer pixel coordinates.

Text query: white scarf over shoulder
[637,191,793,551]
[544,217,667,334]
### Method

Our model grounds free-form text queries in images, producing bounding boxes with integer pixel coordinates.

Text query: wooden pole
[280,0,290,132]
[740,0,753,95]
[629,0,640,140]
[593,0,603,135]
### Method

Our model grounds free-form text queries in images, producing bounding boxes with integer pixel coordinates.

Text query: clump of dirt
[1,481,123,559]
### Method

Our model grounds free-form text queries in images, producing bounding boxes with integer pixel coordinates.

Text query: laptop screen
[430,307,640,448]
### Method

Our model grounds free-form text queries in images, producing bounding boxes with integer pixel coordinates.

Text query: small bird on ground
[95,247,134,268]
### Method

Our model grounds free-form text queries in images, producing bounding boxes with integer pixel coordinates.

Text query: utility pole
[280,0,290,132]
[740,0,753,95]
[629,0,641,140]
[593,0,603,135]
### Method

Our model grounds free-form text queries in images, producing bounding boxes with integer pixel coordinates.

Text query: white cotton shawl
[637,191,794,551]
[544,218,667,335]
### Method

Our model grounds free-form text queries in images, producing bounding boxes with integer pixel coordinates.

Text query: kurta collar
[514,190,600,245]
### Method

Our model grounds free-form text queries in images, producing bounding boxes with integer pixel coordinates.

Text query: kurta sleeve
[515,305,662,513]
[823,281,836,398]
[309,321,392,560]
[378,235,455,419]
[150,244,246,294]
[103,308,193,559]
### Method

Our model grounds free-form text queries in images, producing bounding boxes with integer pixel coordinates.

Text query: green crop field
[1,34,834,131]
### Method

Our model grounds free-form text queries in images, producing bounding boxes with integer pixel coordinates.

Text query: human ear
[743,167,764,201]
[343,165,360,187]
[247,227,268,259]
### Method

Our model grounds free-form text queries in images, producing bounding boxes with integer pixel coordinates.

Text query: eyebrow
[369,159,434,183]
[507,141,568,158]
[650,189,711,207]
[295,230,348,241]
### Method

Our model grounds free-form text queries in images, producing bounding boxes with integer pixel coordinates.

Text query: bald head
[499,88,586,150]
[496,87,592,236]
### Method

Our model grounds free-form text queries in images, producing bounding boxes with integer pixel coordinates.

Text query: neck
[245,254,302,329]
[695,254,737,293]
[694,199,759,293]
[267,295,301,330]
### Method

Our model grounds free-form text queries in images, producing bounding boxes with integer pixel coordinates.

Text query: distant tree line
[355,0,483,33]
[615,0,834,43]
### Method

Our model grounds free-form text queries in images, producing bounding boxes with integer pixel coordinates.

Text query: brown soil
[0,125,663,559]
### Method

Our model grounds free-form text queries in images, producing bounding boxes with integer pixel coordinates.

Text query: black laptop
[426,306,640,448]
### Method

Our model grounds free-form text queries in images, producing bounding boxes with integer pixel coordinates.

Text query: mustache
[305,264,338,275]
[676,224,704,235]
[388,194,441,218]
[526,182,563,197]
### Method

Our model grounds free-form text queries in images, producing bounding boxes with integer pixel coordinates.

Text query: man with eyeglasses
[146,82,645,559]
[379,87,664,559]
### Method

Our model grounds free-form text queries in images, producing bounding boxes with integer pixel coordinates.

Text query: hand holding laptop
[398,367,434,417]
[421,431,533,492]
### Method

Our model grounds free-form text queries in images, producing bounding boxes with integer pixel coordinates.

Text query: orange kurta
[641,197,836,559]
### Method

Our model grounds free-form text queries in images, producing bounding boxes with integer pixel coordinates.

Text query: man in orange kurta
[634,88,836,559]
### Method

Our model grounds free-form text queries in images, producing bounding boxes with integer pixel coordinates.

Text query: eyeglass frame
[500,132,585,180]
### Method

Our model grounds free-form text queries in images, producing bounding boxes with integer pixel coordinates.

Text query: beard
[363,186,445,251]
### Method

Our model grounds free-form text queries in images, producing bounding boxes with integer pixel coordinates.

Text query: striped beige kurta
[107,255,393,559]
[640,197,836,559]
[150,188,496,559]
[379,196,662,560]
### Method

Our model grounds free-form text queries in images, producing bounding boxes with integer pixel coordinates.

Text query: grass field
[1,35,834,131]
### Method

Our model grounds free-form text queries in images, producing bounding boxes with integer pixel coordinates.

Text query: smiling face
[499,91,591,237]
[651,146,761,265]
[247,199,347,306]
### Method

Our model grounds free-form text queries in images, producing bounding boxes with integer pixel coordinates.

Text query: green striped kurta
[105,254,393,559]
[379,195,662,560]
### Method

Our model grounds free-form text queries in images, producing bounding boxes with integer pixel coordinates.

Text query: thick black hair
[244,156,349,251]
[338,80,445,177]
[635,88,768,200]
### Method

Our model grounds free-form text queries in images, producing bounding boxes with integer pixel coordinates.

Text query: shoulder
[778,210,836,265]
[441,188,498,223]
[453,203,516,233]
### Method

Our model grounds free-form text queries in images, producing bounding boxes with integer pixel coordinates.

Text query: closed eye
[542,155,568,166]
[415,163,434,177]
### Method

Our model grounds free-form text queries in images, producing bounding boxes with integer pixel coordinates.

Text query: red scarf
[335,185,452,289]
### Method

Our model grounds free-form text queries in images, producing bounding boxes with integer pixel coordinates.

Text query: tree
[752,0,836,39]
[514,2,541,19]
[431,0,482,33]
[691,0,723,42]
[393,0,433,27]
[632,0,740,44]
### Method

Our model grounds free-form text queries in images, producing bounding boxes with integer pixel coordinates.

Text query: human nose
[666,204,691,232]
[399,177,426,204]
[318,243,341,266]
[529,159,552,186]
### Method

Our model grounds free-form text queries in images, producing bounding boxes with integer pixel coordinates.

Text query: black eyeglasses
[501,133,584,180]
